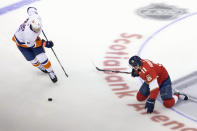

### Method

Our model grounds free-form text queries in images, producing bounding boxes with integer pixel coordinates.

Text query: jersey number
[17,19,28,32]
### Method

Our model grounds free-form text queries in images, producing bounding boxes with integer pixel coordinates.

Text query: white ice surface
[1,0,197,131]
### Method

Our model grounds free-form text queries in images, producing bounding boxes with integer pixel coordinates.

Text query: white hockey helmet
[30,16,42,33]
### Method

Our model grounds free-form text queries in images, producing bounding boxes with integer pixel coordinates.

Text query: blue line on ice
[0,0,40,15]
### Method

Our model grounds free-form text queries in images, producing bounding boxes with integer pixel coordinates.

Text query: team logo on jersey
[136,3,187,20]
[146,74,152,82]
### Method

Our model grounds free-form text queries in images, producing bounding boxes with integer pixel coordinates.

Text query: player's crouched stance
[12,7,57,83]
[129,55,188,113]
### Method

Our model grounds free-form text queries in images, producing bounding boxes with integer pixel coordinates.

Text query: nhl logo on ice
[136,3,187,20]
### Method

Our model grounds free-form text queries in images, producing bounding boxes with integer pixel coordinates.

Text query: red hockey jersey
[136,59,169,99]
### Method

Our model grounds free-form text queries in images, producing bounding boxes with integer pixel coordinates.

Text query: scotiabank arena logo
[136,3,187,20]
[100,33,197,131]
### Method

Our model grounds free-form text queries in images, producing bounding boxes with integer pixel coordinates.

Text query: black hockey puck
[48,98,53,101]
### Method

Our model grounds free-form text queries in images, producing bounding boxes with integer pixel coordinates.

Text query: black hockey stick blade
[96,67,106,71]
[96,67,131,74]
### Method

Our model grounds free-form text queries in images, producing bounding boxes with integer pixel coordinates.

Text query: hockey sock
[173,94,179,103]
[30,58,41,67]
[36,53,53,72]
[41,59,53,72]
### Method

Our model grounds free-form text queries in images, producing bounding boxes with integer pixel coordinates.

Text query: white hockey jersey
[13,8,42,48]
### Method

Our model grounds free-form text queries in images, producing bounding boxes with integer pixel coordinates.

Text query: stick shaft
[42,30,69,77]
[96,67,131,74]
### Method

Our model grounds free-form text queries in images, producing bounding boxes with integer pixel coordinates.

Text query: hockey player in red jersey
[12,7,57,83]
[129,55,187,113]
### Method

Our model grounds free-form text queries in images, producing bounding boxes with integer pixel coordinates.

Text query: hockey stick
[96,66,131,74]
[42,30,69,77]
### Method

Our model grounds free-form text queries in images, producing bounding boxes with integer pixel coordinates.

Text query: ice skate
[48,71,58,83]
[174,91,188,100]
[38,65,48,73]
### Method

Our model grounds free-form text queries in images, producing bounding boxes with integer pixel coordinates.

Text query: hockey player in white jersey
[12,7,57,83]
